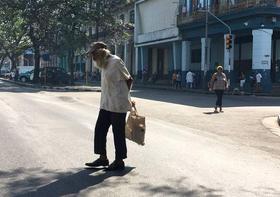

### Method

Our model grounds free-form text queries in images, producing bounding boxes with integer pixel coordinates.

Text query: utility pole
[204,0,209,89]
[199,5,232,88]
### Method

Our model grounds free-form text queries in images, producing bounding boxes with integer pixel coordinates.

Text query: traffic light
[226,34,232,49]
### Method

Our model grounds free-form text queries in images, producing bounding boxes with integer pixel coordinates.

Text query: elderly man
[85,42,133,171]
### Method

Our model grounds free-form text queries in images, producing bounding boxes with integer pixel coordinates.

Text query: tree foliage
[0,1,30,69]
[0,0,132,82]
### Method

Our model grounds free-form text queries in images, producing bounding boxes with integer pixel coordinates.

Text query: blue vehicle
[19,70,34,82]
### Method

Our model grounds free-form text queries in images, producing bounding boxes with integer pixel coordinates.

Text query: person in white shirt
[186,70,193,88]
[255,72,262,92]
[85,42,133,171]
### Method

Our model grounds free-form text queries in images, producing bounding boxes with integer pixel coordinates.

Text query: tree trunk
[68,49,75,85]
[0,56,5,70]
[10,56,16,71]
[33,45,41,83]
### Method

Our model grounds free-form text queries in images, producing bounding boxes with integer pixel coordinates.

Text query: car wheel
[20,77,27,82]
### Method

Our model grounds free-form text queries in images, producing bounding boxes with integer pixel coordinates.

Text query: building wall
[190,41,201,71]
[241,43,252,60]
[138,0,178,34]
[136,0,180,45]
[210,38,224,68]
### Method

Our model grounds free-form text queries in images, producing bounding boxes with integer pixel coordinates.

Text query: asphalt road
[1,80,280,197]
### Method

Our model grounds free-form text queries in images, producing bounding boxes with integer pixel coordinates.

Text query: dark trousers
[215,90,224,107]
[94,109,127,160]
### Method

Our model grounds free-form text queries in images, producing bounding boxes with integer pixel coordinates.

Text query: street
[1,80,280,197]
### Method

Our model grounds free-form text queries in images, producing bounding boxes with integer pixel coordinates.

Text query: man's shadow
[17,167,135,197]
[203,112,220,115]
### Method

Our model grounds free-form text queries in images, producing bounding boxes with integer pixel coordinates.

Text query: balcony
[177,0,280,26]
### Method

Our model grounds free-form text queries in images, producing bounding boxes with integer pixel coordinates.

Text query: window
[129,10,134,23]
[191,49,201,63]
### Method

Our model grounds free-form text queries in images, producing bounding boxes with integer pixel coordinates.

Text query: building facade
[114,1,135,75]
[177,0,280,92]
[134,0,182,84]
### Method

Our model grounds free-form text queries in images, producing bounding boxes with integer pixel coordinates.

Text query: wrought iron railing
[178,0,280,25]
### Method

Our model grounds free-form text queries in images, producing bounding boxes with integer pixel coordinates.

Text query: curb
[134,84,250,96]
[133,84,280,97]
[0,78,101,92]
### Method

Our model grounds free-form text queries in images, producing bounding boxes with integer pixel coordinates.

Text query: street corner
[262,116,280,137]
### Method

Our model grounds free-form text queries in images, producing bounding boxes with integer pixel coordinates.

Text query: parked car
[39,67,70,85]
[0,69,9,77]
[19,70,34,82]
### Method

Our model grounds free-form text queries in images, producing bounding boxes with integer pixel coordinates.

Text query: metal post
[204,0,209,89]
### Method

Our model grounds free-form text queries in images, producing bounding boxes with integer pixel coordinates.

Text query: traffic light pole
[199,7,232,89]
[207,10,232,75]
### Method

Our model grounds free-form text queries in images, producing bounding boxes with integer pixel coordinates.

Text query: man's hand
[131,100,136,108]
[126,77,133,90]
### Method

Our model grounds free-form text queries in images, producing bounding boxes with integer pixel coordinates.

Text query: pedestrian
[85,42,133,171]
[239,72,245,91]
[209,66,228,113]
[186,70,193,88]
[255,72,262,92]
[11,70,15,80]
[192,72,196,88]
[176,72,182,89]
[249,73,255,92]
[172,72,177,87]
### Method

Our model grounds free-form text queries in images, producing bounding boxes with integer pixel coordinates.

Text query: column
[114,44,118,56]
[135,47,139,78]
[173,42,177,71]
[201,39,211,70]
[252,29,273,92]
[182,41,191,85]
[201,38,211,88]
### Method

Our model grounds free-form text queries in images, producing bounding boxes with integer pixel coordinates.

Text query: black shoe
[85,158,109,167]
[105,160,125,171]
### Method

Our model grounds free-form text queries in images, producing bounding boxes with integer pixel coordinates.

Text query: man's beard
[93,49,110,69]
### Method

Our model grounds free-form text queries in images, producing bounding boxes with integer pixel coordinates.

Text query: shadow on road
[203,112,220,115]
[0,167,134,197]
[131,88,280,108]
[136,177,223,197]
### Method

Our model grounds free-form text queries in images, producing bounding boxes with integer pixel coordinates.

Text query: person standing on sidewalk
[85,42,133,171]
[172,72,177,88]
[176,72,182,89]
[255,72,262,92]
[209,66,228,113]
[186,70,193,89]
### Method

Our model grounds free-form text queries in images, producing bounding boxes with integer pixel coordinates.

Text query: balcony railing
[178,0,280,25]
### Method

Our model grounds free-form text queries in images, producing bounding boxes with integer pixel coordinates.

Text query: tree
[0,1,30,70]
[87,0,129,42]
[20,0,60,83]
[55,0,89,84]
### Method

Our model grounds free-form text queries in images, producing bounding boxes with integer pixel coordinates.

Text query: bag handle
[131,101,138,115]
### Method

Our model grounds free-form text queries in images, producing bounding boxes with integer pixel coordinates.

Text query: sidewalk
[133,82,277,97]
[0,78,101,92]
[1,77,279,97]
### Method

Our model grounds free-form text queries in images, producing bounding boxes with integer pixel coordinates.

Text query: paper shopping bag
[125,106,146,145]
